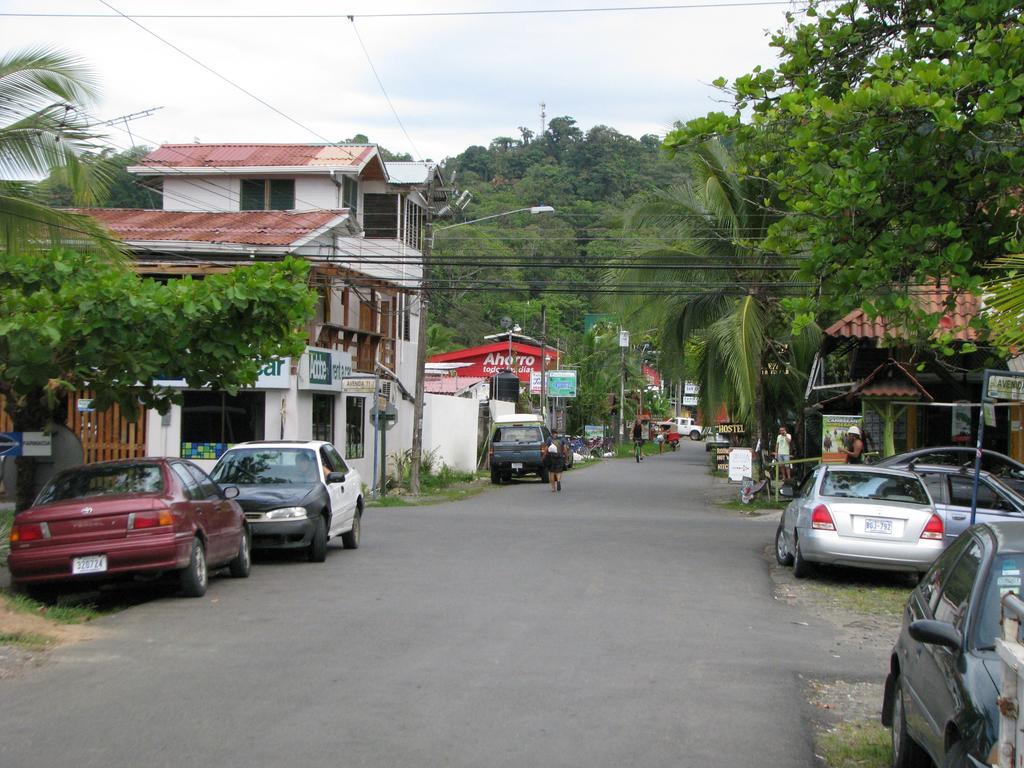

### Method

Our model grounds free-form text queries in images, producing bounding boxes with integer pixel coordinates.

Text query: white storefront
[146,346,383,482]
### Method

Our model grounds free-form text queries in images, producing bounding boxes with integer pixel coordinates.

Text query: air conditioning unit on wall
[378,380,393,402]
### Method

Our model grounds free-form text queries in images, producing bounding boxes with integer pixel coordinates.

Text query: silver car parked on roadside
[775,465,945,577]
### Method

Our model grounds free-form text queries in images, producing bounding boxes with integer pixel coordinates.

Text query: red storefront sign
[429,342,556,384]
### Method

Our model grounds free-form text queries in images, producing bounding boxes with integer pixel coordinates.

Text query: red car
[8,458,250,598]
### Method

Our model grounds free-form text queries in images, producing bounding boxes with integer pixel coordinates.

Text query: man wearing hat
[840,425,865,464]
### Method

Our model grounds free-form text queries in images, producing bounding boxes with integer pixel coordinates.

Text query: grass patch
[4,591,108,624]
[369,496,414,508]
[0,631,54,651]
[818,721,889,768]
[0,506,13,567]
[802,571,915,618]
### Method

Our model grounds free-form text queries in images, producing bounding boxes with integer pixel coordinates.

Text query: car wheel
[341,511,361,549]
[228,527,251,578]
[540,468,549,484]
[180,537,208,597]
[690,430,701,441]
[490,467,501,484]
[775,524,794,566]
[792,536,815,579]
[891,677,931,768]
[308,515,328,563]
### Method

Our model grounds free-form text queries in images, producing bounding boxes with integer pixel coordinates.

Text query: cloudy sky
[4,0,800,161]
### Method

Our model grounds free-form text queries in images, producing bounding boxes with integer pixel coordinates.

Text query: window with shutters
[240,179,295,211]
[363,193,399,238]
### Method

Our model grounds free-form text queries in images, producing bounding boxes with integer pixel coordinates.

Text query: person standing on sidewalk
[545,431,566,492]
[774,426,792,482]
[631,418,644,462]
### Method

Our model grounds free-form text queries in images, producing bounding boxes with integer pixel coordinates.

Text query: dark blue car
[882,521,1024,767]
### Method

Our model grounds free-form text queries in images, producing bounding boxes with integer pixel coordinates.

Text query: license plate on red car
[72,555,107,575]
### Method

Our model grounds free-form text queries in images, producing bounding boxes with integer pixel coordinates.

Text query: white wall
[161,175,340,212]
[162,176,237,211]
[422,394,479,473]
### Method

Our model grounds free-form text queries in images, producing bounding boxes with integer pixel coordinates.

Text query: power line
[1,3,813,20]
[96,0,338,145]
[348,18,422,162]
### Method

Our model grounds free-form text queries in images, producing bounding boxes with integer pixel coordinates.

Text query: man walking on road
[631,418,644,462]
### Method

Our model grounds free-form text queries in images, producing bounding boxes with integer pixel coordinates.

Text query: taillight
[128,509,173,530]
[11,522,51,543]
[920,514,944,540]
[811,505,836,531]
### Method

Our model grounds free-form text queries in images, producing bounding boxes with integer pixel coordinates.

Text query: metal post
[409,180,434,495]
[380,408,388,498]
[619,339,625,444]
[970,404,986,526]
[540,304,547,426]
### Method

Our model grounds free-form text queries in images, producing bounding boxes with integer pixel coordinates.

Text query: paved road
[1,443,879,768]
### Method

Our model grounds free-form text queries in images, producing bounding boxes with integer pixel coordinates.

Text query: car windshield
[211,448,320,485]
[974,553,1024,651]
[35,463,164,504]
[494,426,542,443]
[820,470,930,504]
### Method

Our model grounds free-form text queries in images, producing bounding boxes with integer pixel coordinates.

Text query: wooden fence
[0,393,147,464]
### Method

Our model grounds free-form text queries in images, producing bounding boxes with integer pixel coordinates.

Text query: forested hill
[430,116,689,353]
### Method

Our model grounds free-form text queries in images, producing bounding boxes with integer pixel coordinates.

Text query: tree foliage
[0,47,123,258]
[667,0,1024,338]
[0,249,316,425]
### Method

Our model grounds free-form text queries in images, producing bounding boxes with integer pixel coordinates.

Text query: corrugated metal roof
[384,161,435,184]
[424,376,486,395]
[78,208,348,247]
[140,144,376,169]
[824,286,981,341]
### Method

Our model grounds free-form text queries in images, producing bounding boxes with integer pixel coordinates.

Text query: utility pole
[619,328,627,444]
[540,304,547,427]
[409,177,435,495]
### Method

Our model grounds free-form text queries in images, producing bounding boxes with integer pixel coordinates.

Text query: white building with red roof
[77,142,450,481]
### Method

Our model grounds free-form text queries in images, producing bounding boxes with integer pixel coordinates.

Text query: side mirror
[779,485,794,499]
[326,471,346,485]
[222,485,240,499]
[908,619,961,651]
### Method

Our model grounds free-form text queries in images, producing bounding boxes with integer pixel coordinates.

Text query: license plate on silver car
[72,555,107,575]
[864,518,893,535]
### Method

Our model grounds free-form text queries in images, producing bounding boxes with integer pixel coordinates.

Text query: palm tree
[611,140,819,448]
[984,254,1024,350]
[0,47,121,257]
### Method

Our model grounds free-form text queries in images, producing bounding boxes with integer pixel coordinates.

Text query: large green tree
[0,47,120,257]
[1,249,316,509]
[668,0,1024,343]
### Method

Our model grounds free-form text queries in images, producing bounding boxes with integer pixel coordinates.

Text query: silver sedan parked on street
[775,465,945,577]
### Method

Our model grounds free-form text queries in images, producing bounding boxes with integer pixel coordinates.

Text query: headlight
[264,507,308,520]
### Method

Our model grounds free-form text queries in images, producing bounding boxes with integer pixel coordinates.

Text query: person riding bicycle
[631,418,644,462]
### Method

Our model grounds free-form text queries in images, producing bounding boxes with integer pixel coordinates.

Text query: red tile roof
[138,144,376,169]
[825,286,981,342]
[78,208,347,247]
[818,359,934,406]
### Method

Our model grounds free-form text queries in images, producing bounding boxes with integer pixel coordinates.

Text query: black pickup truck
[488,417,552,484]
